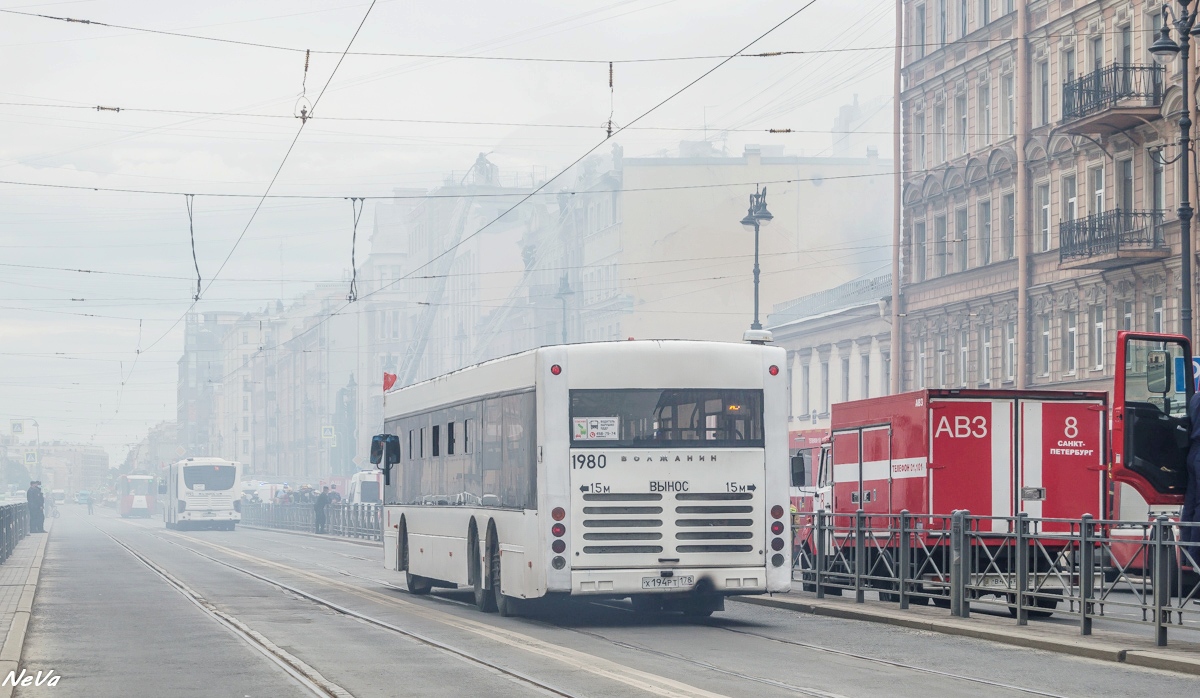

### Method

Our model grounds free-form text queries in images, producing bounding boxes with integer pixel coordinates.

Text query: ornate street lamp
[1148,2,1198,341]
[741,186,774,343]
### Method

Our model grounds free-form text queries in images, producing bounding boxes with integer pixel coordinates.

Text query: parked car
[74,491,91,504]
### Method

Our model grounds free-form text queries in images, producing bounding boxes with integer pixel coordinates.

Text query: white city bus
[163,458,242,531]
[375,340,791,616]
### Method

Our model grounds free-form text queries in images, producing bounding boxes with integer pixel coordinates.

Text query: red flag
[383,372,397,392]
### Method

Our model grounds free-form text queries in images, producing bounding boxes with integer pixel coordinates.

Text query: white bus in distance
[163,458,242,531]
[372,340,791,617]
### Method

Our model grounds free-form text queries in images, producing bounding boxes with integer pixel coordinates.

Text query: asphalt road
[14,505,1199,697]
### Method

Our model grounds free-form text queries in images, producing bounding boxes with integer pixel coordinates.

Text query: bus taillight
[769,365,779,376]
[551,507,565,521]
[551,364,562,375]
[770,505,784,519]
[770,521,785,535]
[552,539,566,553]
[551,522,566,537]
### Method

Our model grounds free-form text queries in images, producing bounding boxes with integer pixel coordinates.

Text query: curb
[0,521,53,698]
[238,524,382,549]
[731,595,1200,673]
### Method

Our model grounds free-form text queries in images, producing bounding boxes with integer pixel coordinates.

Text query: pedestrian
[314,486,330,535]
[328,484,342,503]
[86,492,94,515]
[26,482,44,533]
[1182,390,1200,569]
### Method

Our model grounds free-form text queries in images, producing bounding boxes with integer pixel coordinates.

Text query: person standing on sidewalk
[1182,391,1200,566]
[86,492,94,515]
[314,486,330,534]
[26,482,44,533]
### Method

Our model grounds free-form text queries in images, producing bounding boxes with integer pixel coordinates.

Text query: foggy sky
[0,0,893,458]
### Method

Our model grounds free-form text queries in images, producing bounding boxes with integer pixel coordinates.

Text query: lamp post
[1149,3,1196,341]
[740,186,774,343]
[555,273,574,345]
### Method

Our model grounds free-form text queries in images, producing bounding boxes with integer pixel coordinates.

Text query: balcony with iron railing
[1060,64,1163,135]
[1059,209,1170,270]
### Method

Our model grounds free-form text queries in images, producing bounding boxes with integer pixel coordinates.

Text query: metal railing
[1059,209,1166,263]
[794,510,1200,646]
[1062,63,1163,121]
[0,504,28,564]
[241,502,382,541]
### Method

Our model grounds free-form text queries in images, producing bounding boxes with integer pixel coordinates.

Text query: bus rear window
[569,389,764,448]
[359,481,380,503]
[184,466,236,491]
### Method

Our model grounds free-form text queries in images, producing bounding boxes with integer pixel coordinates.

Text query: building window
[1091,305,1105,371]
[1002,74,1015,136]
[1039,315,1050,376]
[861,354,871,399]
[1004,0,1013,12]
[1001,192,1015,260]
[242,439,249,455]
[914,113,926,169]
[1063,48,1076,85]
[937,0,947,46]
[241,331,249,344]
[242,396,249,411]
[958,330,969,386]
[1117,158,1133,211]
[391,310,401,339]
[916,4,927,58]
[1036,60,1049,126]
[1090,35,1103,72]
[841,357,850,403]
[1089,165,1104,215]
[883,354,891,395]
[800,365,810,414]
[978,200,992,265]
[978,82,991,146]
[1064,311,1078,375]
[979,0,990,26]
[1063,174,1077,220]
[934,215,947,276]
[955,207,968,272]
[1004,321,1016,381]
[820,361,830,414]
[959,0,967,37]
[1151,151,1165,210]
[955,94,967,155]
[937,334,949,388]
[242,416,249,431]
[917,342,927,389]
[934,104,946,162]
[978,325,992,384]
[1123,300,1134,331]
[914,221,927,281]
[1153,295,1164,333]
[1037,183,1050,251]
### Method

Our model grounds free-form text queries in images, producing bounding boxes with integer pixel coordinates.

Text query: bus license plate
[641,576,694,589]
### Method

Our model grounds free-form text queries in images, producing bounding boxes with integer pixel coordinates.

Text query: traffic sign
[10,422,22,435]
[321,426,335,439]
[24,452,35,464]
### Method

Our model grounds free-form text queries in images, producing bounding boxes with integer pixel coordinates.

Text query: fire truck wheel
[930,595,951,609]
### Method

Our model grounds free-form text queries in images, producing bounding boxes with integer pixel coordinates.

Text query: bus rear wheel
[488,531,516,617]
[406,572,432,595]
[471,528,496,612]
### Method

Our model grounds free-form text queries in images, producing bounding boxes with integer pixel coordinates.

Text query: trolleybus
[372,340,791,616]
[163,458,242,530]
[117,474,157,518]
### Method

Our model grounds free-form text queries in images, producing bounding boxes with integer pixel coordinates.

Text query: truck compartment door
[930,399,1012,532]
[1018,398,1105,530]
[1112,331,1192,505]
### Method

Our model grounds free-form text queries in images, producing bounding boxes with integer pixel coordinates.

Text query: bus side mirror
[790,455,807,487]
[1146,350,1171,394]
[370,435,385,465]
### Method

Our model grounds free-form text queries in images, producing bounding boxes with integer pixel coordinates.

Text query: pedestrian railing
[0,504,29,564]
[793,510,1200,646]
[241,502,382,542]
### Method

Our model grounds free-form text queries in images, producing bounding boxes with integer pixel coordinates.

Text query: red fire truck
[795,331,1193,610]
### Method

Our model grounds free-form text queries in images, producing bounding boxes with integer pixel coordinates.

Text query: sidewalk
[0,524,51,698]
[733,590,1200,676]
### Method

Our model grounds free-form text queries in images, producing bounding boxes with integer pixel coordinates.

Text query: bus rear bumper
[570,566,768,596]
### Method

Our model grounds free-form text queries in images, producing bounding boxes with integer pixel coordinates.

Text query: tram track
[97,527,354,698]
[129,521,1076,698]
[124,523,728,698]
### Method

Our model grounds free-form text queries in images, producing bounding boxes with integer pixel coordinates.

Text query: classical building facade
[899,0,1187,393]
[767,274,894,442]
